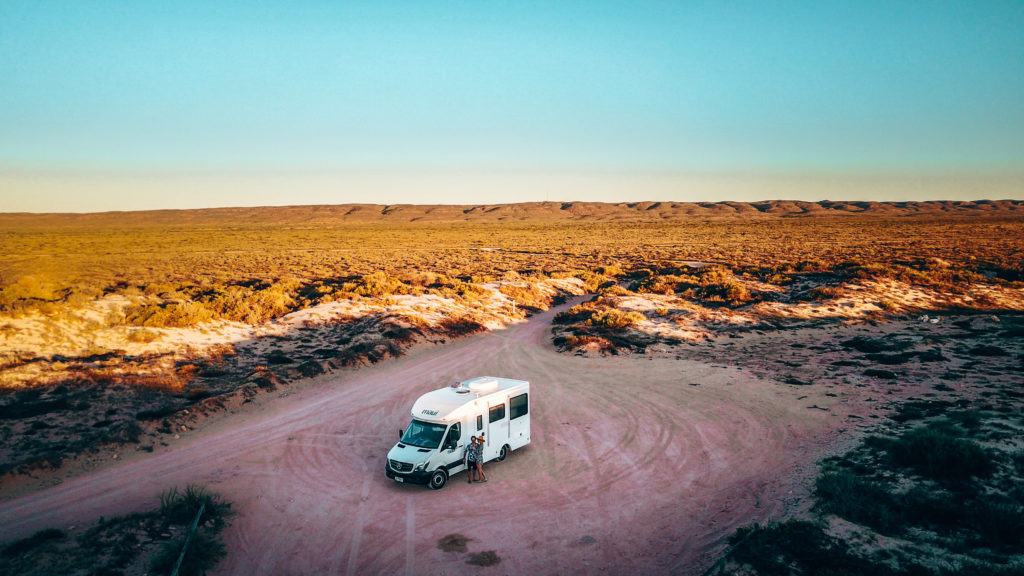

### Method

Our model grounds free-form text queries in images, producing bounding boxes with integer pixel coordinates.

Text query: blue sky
[2,1,1022,212]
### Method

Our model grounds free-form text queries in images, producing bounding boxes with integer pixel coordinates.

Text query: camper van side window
[489,404,505,423]
[444,423,460,448]
[510,393,528,420]
[476,415,483,431]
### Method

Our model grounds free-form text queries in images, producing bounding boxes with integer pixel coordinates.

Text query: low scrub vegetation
[634,264,754,306]
[720,405,1024,575]
[0,484,231,576]
[3,211,1020,319]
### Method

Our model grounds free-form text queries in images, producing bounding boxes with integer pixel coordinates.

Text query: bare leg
[476,461,486,482]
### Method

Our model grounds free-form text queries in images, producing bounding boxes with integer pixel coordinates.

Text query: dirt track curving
[0,300,865,575]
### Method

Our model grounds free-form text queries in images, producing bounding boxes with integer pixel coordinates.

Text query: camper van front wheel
[497,445,509,462]
[428,469,448,490]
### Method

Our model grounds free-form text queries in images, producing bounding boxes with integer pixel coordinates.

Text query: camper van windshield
[401,419,447,449]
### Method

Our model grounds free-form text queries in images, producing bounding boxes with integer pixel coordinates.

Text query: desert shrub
[882,422,995,483]
[159,484,230,526]
[635,274,684,295]
[1,528,66,558]
[840,260,989,289]
[553,301,602,325]
[697,265,730,285]
[499,283,550,310]
[149,485,231,576]
[593,265,624,277]
[891,399,957,423]
[295,281,336,304]
[842,336,914,353]
[863,368,898,379]
[150,531,226,576]
[436,281,490,301]
[947,409,985,430]
[265,350,294,364]
[707,280,751,304]
[141,282,183,298]
[0,275,65,311]
[900,485,966,531]
[122,301,213,328]
[633,265,754,305]
[794,259,826,272]
[599,284,632,296]
[805,286,845,301]
[970,344,1008,357]
[437,317,485,336]
[726,520,886,576]
[588,309,645,330]
[401,270,440,287]
[967,497,1024,548]
[557,334,616,353]
[348,271,409,298]
[382,324,421,344]
[204,282,297,323]
[816,469,905,533]
[865,351,917,365]
[571,270,612,292]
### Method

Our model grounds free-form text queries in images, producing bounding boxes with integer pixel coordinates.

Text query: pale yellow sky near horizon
[3,171,1022,214]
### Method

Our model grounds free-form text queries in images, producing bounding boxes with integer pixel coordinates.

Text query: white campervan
[385,376,531,489]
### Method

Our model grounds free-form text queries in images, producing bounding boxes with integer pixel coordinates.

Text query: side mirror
[398,429,404,439]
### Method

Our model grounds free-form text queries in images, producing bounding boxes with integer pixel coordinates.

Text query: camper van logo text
[421,409,439,415]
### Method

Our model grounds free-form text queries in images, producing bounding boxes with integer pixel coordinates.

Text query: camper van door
[486,399,508,460]
[441,422,463,471]
[508,391,529,449]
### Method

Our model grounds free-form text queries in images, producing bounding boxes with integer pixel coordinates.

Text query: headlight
[414,462,427,472]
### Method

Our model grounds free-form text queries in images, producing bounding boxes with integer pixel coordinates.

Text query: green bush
[883,422,995,483]
[968,497,1024,547]
[815,469,905,533]
[1,528,66,558]
[150,532,225,576]
[727,520,885,576]
[159,485,231,526]
[588,309,645,330]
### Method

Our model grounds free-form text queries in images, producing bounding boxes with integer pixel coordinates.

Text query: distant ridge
[2,200,1022,227]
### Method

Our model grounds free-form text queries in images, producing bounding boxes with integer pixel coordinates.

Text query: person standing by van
[465,436,478,483]
[474,435,487,482]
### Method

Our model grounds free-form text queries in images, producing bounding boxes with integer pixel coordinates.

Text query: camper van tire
[497,444,509,462]
[428,469,448,490]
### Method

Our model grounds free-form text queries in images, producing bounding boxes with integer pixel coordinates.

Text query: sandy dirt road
[0,301,854,575]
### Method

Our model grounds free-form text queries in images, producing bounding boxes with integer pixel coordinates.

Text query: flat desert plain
[1,201,1022,575]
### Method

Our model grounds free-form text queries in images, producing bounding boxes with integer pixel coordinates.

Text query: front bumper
[385,462,432,485]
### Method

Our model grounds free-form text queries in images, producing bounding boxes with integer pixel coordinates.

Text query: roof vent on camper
[468,377,499,394]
